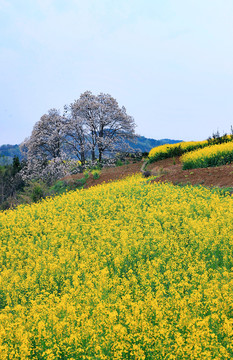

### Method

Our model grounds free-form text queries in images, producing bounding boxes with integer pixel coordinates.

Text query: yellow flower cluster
[0,176,233,358]
[181,141,233,169]
[148,140,208,162]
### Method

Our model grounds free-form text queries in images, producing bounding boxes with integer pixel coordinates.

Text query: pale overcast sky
[1,0,233,145]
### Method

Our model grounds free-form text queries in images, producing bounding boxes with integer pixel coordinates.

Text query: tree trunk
[98,125,104,163]
[99,151,102,162]
[80,151,85,165]
[91,149,95,161]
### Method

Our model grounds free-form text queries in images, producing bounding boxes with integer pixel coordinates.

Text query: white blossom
[65,91,136,162]
[20,92,136,182]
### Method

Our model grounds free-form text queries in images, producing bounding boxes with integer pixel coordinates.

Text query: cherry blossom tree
[20,92,136,183]
[25,108,65,160]
[63,101,90,165]
[20,108,68,182]
[65,91,136,162]
[67,91,100,161]
[95,93,136,161]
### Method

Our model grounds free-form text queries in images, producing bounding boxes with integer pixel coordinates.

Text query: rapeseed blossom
[0,175,233,358]
[181,141,233,169]
[148,140,208,162]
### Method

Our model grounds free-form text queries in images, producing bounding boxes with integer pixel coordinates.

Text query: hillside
[63,156,233,190]
[0,144,22,165]
[1,139,233,357]
[126,135,182,152]
[149,157,233,189]
[0,168,233,358]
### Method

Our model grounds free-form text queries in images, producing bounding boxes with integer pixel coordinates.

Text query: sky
[1,0,233,146]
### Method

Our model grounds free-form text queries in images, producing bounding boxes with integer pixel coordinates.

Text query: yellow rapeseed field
[181,141,233,169]
[148,140,208,162]
[0,175,233,359]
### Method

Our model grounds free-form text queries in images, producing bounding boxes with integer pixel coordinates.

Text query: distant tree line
[0,156,24,209]
[0,145,22,166]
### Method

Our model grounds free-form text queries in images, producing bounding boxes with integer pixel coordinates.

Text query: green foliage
[49,180,68,195]
[49,176,90,196]
[0,157,25,210]
[74,177,87,187]
[83,170,90,179]
[12,156,22,176]
[116,159,123,166]
[91,169,101,179]
[30,182,46,203]
[16,180,47,205]
[92,162,102,170]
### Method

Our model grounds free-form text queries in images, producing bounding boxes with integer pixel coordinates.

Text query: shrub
[74,177,87,187]
[91,169,101,179]
[116,159,123,166]
[83,170,90,179]
[49,180,67,195]
[30,182,46,202]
